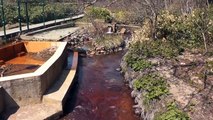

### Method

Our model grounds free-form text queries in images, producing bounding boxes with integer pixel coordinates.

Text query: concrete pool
[0,41,67,107]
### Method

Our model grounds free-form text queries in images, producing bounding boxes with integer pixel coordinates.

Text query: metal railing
[0,0,77,41]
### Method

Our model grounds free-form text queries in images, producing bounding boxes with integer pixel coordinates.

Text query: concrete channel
[0,25,80,119]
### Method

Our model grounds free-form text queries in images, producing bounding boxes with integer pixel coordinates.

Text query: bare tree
[132,0,164,39]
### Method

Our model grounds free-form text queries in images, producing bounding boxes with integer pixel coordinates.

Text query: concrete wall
[40,49,67,94]
[0,76,42,106]
[24,41,52,52]
[0,42,26,61]
[0,42,67,107]
[0,87,4,113]
[24,41,64,52]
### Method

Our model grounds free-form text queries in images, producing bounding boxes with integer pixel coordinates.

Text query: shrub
[125,53,153,71]
[29,3,76,24]
[133,73,169,104]
[0,3,77,27]
[129,40,180,59]
[86,7,112,22]
[156,102,190,120]
[157,8,213,49]
[113,10,132,23]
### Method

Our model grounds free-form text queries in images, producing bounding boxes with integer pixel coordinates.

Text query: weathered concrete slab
[26,27,80,41]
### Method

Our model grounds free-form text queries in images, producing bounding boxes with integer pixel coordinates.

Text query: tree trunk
[152,14,157,39]
[164,0,168,10]
[202,32,208,54]
[206,0,209,8]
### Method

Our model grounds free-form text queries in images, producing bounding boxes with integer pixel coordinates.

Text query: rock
[109,106,116,109]
[96,47,102,51]
[120,28,126,34]
[90,51,95,55]
[70,42,75,45]
[194,79,203,86]
[135,108,142,115]
[149,58,160,65]
[118,47,123,51]
[131,90,141,98]
[133,104,140,108]
[75,105,84,109]
[96,51,102,55]
[116,67,121,72]
[0,60,5,65]
[0,65,6,69]
[100,50,106,54]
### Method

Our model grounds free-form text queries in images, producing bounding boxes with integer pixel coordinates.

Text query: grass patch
[95,34,123,49]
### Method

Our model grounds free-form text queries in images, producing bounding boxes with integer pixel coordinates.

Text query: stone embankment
[120,51,213,120]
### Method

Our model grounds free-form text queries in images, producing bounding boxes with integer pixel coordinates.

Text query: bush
[113,10,132,23]
[29,3,76,24]
[157,8,213,49]
[156,102,190,120]
[0,3,77,27]
[86,7,112,22]
[133,73,169,104]
[128,40,180,59]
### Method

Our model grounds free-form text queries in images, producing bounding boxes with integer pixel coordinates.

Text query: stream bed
[60,51,139,120]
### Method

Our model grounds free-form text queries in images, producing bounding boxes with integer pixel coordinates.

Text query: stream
[60,51,139,120]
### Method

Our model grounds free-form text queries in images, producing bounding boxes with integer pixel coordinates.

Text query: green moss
[133,73,169,104]
[156,102,190,120]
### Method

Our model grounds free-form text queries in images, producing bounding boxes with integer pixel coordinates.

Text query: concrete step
[7,103,62,120]
[42,52,78,111]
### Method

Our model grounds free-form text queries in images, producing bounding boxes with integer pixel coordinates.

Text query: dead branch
[104,0,118,8]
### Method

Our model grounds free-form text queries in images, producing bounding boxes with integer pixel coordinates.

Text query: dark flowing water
[60,52,139,120]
